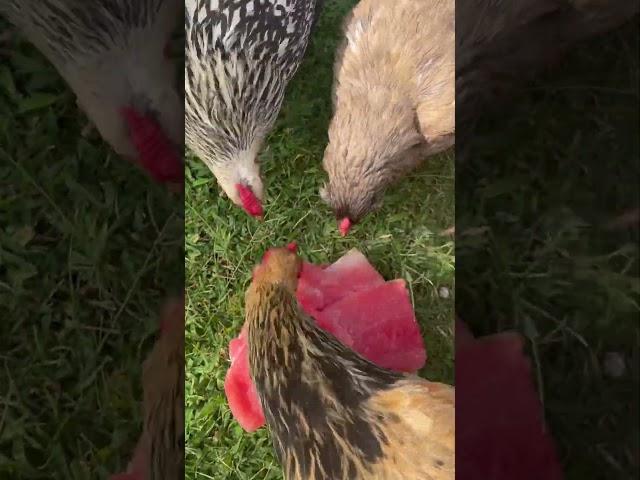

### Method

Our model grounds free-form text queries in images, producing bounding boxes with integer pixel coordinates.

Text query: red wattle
[339,217,352,236]
[120,107,183,184]
[236,183,263,217]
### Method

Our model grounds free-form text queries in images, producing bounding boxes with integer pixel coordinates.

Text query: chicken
[0,0,184,186]
[185,0,324,217]
[111,294,185,480]
[245,246,455,480]
[456,0,639,133]
[320,0,454,235]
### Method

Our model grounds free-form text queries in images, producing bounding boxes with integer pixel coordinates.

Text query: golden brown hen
[245,247,454,480]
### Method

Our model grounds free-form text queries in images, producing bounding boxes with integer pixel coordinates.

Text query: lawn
[0,18,184,480]
[456,21,639,479]
[184,1,455,478]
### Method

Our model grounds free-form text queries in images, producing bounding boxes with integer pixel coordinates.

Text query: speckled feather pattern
[245,249,455,480]
[184,0,321,196]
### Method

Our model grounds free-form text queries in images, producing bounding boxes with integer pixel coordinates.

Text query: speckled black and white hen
[185,0,324,217]
[0,0,184,185]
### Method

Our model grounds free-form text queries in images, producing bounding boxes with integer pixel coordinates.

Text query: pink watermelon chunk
[223,325,265,432]
[456,318,563,480]
[225,248,427,432]
[298,249,385,313]
[315,280,426,373]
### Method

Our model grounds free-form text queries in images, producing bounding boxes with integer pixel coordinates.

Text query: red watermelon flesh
[228,327,246,362]
[297,249,385,313]
[225,248,427,432]
[223,325,266,432]
[314,279,426,372]
[456,318,563,480]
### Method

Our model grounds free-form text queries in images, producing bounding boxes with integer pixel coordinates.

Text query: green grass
[0,19,184,479]
[184,1,454,478]
[457,21,639,479]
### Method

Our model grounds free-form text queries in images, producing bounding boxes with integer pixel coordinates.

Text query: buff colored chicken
[245,246,454,480]
[320,0,454,235]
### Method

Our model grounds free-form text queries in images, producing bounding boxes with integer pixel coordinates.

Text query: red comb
[338,217,352,236]
[120,107,183,184]
[236,183,263,217]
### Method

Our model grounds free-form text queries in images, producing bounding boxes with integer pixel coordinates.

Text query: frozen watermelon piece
[225,248,427,432]
[456,319,563,480]
[315,280,426,372]
[228,324,247,362]
[298,248,384,313]
[223,325,265,432]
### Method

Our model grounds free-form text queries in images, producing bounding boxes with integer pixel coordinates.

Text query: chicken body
[185,0,323,216]
[321,0,454,232]
[0,0,184,184]
[246,248,455,480]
